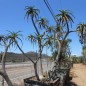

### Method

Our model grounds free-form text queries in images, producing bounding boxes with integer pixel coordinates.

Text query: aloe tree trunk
[38,49,43,76]
[31,16,40,35]
[46,46,49,74]
[38,41,44,79]
[33,63,40,81]
[31,17,43,78]
[1,46,13,86]
[1,47,7,86]
[55,31,74,63]
[55,33,61,63]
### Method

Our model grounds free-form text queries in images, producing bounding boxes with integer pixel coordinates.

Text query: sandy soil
[70,64,86,86]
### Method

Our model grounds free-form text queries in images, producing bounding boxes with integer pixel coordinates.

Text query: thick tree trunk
[46,47,49,74]
[31,16,44,79]
[38,43,44,79]
[33,63,40,81]
[39,48,43,75]
[39,57,43,75]
[55,36,61,63]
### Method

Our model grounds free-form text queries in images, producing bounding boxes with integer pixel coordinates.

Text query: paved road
[0,61,54,86]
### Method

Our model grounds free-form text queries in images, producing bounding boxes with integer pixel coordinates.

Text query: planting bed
[24,76,60,86]
[24,61,73,86]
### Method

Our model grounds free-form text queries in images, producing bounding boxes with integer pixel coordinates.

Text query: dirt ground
[69,64,86,86]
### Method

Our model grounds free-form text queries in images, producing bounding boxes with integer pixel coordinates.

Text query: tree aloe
[55,10,74,62]
[0,34,14,86]
[25,6,50,79]
[8,31,41,80]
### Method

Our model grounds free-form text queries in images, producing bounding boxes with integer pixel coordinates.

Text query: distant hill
[0,51,49,62]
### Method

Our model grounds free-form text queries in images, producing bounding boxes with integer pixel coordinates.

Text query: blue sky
[0,0,86,56]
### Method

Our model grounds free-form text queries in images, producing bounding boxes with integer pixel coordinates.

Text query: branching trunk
[56,31,76,63]
[29,16,44,78]
[31,15,44,79]
[1,40,15,86]
[15,41,40,80]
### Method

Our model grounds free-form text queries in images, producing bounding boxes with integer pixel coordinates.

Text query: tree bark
[33,63,40,81]
[1,41,15,86]
[38,42,44,78]
[1,46,13,86]
[31,15,44,79]
[55,32,61,63]
[0,71,13,86]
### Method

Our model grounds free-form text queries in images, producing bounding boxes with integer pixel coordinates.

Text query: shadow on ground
[65,77,77,86]
[66,81,77,86]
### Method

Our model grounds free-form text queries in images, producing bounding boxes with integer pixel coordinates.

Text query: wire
[46,0,55,17]
[43,0,57,23]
